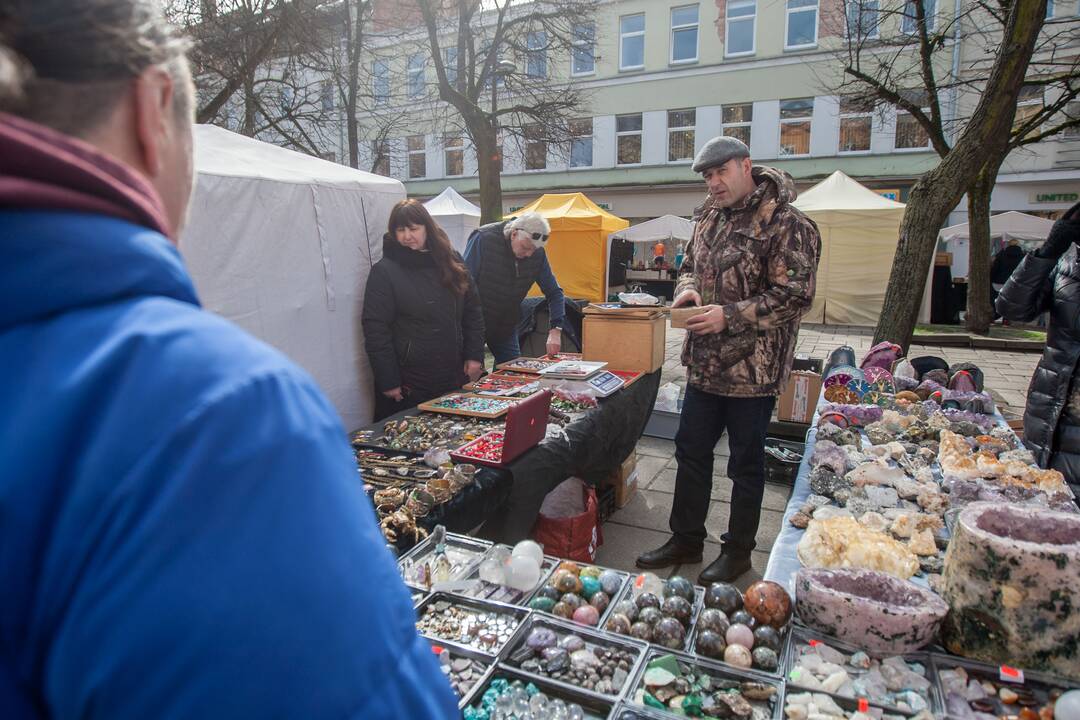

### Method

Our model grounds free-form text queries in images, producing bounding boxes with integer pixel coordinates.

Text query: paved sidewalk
[594,322,1041,588]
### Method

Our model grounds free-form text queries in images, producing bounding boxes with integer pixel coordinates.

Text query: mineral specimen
[743,580,793,628]
[797,517,920,579]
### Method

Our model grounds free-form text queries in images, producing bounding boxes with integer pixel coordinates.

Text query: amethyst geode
[941,502,1080,680]
[794,567,947,655]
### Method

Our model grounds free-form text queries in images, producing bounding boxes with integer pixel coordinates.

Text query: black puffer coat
[362,235,484,402]
[995,217,1080,495]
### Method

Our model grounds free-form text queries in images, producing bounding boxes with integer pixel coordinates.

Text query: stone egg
[536,585,561,603]
[696,608,730,635]
[695,630,726,659]
[542,646,571,673]
[724,643,754,669]
[635,592,661,610]
[705,582,744,614]
[638,606,664,626]
[744,580,793,629]
[725,623,755,649]
[560,593,585,611]
[1055,690,1080,719]
[579,565,603,579]
[511,539,544,567]
[558,634,586,652]
[752,625,783,653]
[552,601,574,619]
[653,617,686,649]
[730,609,757,628]
[580,576,602,600]
[599,570,623,596]
[752,646,779,672]
[573,605,600,626]
[661,595,694,627]
[606,613,633,635]
[613,599,638,622]
[557,561,582,576]
[529,596,557,613]
[589,590,610,614]
[553,570,583,595]
[526,627,558,650]
[663,576,695,603]
[629,621,653,642]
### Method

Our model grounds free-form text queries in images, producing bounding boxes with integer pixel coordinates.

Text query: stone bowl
[794,567,948,656]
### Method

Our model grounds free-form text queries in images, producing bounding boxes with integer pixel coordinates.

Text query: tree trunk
[964,163,1000,335]
[475,125,503,224]
[242,72,256,136]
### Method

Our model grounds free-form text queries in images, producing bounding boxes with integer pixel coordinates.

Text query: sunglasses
[521,230,549,242]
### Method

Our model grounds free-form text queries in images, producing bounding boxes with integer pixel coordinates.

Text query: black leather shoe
[635,537,703,569]
[697,552,752,584]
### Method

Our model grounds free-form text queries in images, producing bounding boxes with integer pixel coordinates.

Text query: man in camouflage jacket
[637,136,821,583]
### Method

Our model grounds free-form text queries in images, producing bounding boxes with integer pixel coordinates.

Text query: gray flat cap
[692,136,750,173]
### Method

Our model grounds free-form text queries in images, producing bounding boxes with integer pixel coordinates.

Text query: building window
[668,108,696,162]
[620,13,645,71]
[785,0,818,49]
[895,112,930,150]
[722,103,753,146]
[1014,84,1044,135]
[525,125,547,170]
[571,23,595,76]
[444,47,459,87]
[1046,0,1054,18]
[407,135,426,178]
[569,118,593,168]
[616,113,643,165]
[779,98,813,156]
[1064,101,1080,139]
[371,140,390,176]
[408,53,425,99]
[726,0,756,56]
[901,0,936,33]
[845,0,880,39]
[444,136,464,176]
[373,59,389,105]
[838,96,872,153]
[671,5,699,64]
[321,81,334,112]
[527,31,547,78]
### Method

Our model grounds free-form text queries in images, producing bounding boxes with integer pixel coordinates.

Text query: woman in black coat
[996,201,1080,499]
[363,199,485,421]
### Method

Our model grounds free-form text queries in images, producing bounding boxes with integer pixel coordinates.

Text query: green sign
[1033,192,1079,203]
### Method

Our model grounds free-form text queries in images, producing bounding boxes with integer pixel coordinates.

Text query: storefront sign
[877,189,901,201]
[1031,192,1079,203]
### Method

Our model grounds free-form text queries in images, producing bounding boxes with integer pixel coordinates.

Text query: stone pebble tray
[603,581,705,654]
[686,611,792,680]
[397,533,492,590]
[929,652,1079,719]
[455,544,561,607]
[522,565,632,630]
[461,666,616,719]
[414,592,530,659]
[428,639,498,710]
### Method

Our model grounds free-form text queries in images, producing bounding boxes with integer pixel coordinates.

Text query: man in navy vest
[463,212,566,363]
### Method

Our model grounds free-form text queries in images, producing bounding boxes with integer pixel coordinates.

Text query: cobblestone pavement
[595,321,1041,589]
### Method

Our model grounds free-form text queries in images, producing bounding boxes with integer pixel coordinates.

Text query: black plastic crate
[764,438,804,486]
[597,483,617,523]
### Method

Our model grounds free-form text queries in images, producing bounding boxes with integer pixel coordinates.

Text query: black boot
[635,537,703,569]
[697,550,752,584]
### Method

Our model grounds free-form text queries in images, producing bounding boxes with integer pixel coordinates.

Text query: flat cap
[692,135,750,174]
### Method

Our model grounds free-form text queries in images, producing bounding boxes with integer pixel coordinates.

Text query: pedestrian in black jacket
[363,200,485,421]
[995,201,1080,499]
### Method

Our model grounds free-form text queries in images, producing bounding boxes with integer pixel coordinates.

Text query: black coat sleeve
[361,263,402,392]
[462,275,486,362]
[994,253,1058,323]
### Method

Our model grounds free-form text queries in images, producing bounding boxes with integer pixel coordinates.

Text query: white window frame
[408,53,425,99]
[1014,84,1045,136]
[407,135,426,179]
[1046,0,1054,18]
[721,103,753,146]
[894,108,932,151]
[320,81,335,112]
[371,140,390,176]
[725,0,757,57]
[616,113,643,166]
[571,23,596,77]
[845,0,879,39]
[569,118,594,169]
[670,5,700,65]
[444,135,464,177]
[619,13,646,71]
[785,0,819,50]
[778,98,814,157]
[444,47,459,87]
[527,31,548,78]
[837,98,872,154]
[1063,101,1080,139]
[901,0,937,34]
[667,108,696,163]
[373,59,390,105]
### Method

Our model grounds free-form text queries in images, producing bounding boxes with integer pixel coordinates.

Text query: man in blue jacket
[0,3,457,718]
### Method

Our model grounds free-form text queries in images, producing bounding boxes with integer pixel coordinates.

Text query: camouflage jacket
[676,165,821,397]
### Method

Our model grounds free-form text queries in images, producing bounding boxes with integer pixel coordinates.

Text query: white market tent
[609,214,695,244]
[793,170,906,326]
[181,124,405,430]
[424,186,481,254]
[939,211,1055,279]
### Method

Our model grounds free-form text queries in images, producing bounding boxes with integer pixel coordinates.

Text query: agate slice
[794,567,947,655]
[941,501,1080,680]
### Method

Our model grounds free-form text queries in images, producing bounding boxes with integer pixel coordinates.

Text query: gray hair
[0,0,192,136]
[505,212,552,247]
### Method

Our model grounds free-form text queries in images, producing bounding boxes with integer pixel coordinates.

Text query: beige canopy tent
[793,171,906,325]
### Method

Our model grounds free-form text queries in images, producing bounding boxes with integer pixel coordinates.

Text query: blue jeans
[487,334,521,366]
[669,385,776,554]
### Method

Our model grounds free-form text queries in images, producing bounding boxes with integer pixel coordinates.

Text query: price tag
[808,639,821,647]
[857,698,869,713]
[431,645,445,655]
[999,665,1025,684]
[634,574,645,589]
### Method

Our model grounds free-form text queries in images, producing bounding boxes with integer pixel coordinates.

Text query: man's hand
[382,387,404,401]
[684,305,727,335]
[546,328,562,356]
[464,360,484,382]
[672,289,702,308]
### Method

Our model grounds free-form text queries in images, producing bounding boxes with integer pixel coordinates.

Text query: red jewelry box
[450,390,552,468]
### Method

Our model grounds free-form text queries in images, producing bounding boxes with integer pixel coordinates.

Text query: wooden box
[602,452,639,508]
[582,314,666,373]
[776,371,822,424]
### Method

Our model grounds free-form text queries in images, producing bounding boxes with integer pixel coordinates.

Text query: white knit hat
[507,212,551,247]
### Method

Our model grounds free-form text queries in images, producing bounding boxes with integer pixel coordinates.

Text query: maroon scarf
[0,112,172,239]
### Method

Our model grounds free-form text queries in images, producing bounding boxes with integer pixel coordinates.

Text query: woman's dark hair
[388,199,471,296]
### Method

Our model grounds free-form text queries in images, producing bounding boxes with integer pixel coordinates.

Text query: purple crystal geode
[941,502,1080,680]
[794,567,947,655]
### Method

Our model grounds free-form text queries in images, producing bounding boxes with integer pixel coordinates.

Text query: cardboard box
[583,314,666,372]
[669,306,707,329]
[777,371,822,424]
[603,452,639,508]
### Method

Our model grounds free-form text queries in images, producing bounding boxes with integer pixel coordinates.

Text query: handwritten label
[999,665,1025,684]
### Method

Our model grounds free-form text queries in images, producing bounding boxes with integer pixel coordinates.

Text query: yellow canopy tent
[792,171,906,326]
[512,193,630,302]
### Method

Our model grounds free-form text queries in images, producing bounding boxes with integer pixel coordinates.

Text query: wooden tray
[416,393,519,418]
[463,374,542,396]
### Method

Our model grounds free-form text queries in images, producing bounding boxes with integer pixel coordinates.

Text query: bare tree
[411,0,598,223]
[824,0,1078,345]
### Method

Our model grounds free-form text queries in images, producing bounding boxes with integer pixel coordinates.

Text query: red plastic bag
[531,479,603,563]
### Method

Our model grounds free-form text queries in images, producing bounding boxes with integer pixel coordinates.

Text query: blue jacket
[0,210,458,719]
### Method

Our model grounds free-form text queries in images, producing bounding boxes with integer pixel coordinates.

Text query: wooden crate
[582,314,666,373]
